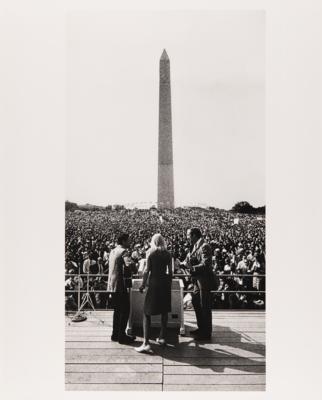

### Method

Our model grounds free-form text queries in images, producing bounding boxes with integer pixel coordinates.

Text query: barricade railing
[65,272,266,310]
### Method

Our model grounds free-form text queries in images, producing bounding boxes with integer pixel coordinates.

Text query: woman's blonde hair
[150,233,167,251]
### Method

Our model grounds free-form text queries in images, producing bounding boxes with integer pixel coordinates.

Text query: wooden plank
[65,336,114,342]
[65,325,265,332]
[65,354,162,364]
[66,319,265,330]
[163,384,265,391]
[65,312,265,322]
[66,344,264,357]
[65,384,162,391]
[65,329,265,336]
[64,310,266,392]
[213,326,266,330]
[65,341,145,349]
[211,325,265,328]
[164,374,265,385]
[190,316,265,320]
[164,365,266,375]
[66,346,264,360]
[65,334,113,338]
[212,322,265,325]
[65,331,265,342]
[188,328,266,333]
[66,348,149,356]
[65,333,265,340]
[211,324,265,327]
[184,341,265,350]
[66,364,162,373]
[65,310,266,318]
[65,337,265,348]
[66,320,113,327]
[212,318,265,321]
[65,327,265,333]
[65,330,112,333]
[164,357,265,366]
[214,314,265,317]
[215,322,265,325]
[65,372,162,384]
[168,340,266,348]
[159,348,265,359]
[66,323,112,328]
[65,332,266,340]
[188,316,265,320]
[190,327,265,332]
[157,343,265,358]
[65,334,266,343]
[212,321,265,324]
[70,313,263,320]
[213,316,265,318]
[65,326,113,332]
[66,320,265,326]
[174,334,265,343]
[204,318,265,320]
[66,331,265,339]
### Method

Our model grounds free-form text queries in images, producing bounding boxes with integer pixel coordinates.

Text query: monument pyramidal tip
[158,49,174,209]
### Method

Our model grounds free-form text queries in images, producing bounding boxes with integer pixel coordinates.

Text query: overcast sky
[66,10,265,209]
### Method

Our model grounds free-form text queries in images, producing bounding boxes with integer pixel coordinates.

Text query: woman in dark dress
[135,233,172,353]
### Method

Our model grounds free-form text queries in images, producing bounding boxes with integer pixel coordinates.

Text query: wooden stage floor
[65,310,265,391]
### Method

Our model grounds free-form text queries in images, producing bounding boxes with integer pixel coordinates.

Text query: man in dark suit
[185,228,215,340]
[107,233,136,344]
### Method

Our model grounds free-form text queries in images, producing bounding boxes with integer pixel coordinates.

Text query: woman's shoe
[156,338,166,346]
[135,343,152,353]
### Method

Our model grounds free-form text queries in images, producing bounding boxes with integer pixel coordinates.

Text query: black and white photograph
[2,0,321,399]
[65,9,266,391]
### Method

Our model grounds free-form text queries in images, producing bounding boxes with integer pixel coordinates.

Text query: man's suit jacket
[189,238,215,292]
[107,246,132,293]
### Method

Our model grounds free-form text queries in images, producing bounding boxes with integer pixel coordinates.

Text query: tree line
[66,200,265,215]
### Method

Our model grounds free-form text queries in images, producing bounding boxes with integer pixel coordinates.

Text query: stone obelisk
[158,49,174,209]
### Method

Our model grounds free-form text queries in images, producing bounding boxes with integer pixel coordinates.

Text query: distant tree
[76,203,105,211]
[231,201,265,215]
[112,204,125,211]
[65,201,78,211]
[231,201,254,214]
[256,206,266,215]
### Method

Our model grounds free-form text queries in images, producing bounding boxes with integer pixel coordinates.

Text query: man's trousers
[191,285,212,336]
[111,291,130,339]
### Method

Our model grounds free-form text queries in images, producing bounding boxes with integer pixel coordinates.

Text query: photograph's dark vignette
[65,12,265,391]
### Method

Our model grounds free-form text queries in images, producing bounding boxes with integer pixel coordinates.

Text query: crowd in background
[65,208,265,311]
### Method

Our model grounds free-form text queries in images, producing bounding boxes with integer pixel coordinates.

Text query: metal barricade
[65,273,266,312]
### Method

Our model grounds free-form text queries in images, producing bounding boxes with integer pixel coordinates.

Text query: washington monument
[158,49,174,209]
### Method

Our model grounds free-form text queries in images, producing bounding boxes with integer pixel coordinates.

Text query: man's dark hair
[190,228,202,239]
[117,233,130,245]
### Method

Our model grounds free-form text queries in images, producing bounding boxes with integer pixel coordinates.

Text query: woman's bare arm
[139,252,151,291]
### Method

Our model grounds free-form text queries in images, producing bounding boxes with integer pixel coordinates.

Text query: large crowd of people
[65,207,265,311]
